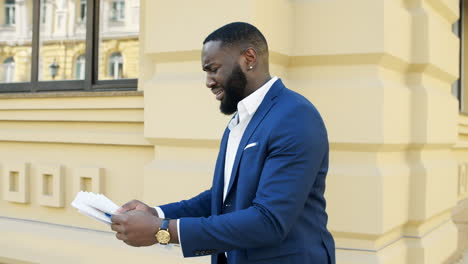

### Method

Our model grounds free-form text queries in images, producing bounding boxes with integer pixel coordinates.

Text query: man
[111,22,335,264]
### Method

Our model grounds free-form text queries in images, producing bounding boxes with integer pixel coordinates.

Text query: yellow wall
[0,92,210,263]
[141,0,463,263]
[0,0,467,263]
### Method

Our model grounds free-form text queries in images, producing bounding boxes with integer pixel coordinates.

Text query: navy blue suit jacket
[160,79,335,264]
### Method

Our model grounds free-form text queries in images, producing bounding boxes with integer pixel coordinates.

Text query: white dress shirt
[156,76,279,250]
[223,76,278,201]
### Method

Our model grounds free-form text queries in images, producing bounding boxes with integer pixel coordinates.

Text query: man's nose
[206,78,216,88]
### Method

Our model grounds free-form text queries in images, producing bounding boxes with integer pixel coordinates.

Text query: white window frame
[108,52,123,79]
[3,57,15,82]
[75,55,85,80]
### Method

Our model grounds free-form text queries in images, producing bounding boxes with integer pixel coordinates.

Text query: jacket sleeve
[158,189,212,219]
[178,105,328,257]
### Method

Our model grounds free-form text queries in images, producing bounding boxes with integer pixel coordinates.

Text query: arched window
[108,52,123,79]
[3,57,15,82]
[5,0,15,26]
[75,55,85,80]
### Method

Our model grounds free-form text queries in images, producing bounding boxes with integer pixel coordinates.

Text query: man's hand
[111,210,161,247]
[116,199,158,216]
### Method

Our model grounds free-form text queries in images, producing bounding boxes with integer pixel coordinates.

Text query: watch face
[156,230,171,244]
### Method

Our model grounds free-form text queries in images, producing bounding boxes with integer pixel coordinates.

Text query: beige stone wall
[0,0,466,263]
[0,91,211,263]
[142,0,462,263]
[451,114,468,263]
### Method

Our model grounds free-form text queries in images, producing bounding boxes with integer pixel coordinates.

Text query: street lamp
[49,59,59,80]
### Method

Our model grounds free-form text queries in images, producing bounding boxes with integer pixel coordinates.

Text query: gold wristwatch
[155,218,171,245]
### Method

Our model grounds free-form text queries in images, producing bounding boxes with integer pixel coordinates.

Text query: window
[5,0,15,26]
[75,55,85,80]
[40,0,46,23]
[108,52,123,79]
[0,0,139,92]
[79,0,86,23]
[2,57,15,82]
[111,0,125,21]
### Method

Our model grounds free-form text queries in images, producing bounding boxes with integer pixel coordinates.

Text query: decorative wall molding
[3,162,29,203]
[1,162,108,206]
[74,167,104,194]
[37,164,64,208]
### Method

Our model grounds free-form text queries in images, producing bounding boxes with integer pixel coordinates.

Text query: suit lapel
[224,79,285,201]
[212,126,230,215]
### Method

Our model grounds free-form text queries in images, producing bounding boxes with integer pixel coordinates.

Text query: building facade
[0,0,467,263]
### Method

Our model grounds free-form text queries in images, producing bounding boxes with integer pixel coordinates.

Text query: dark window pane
[80,0,86,22]
[40,0,46,23]
[111,0,124,21]
[5,0,15,26]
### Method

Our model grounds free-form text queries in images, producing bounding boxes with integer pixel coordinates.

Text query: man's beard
[220,64,247,115]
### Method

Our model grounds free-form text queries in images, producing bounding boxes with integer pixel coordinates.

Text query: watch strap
[160,218,170,230]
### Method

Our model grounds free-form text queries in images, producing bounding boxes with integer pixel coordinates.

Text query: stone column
[290,0,459,263]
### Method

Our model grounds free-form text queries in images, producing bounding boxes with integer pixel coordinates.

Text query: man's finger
[111,214,126,224]
[116,232,127,241]
[110,223,124,233]
[116,200,138,213]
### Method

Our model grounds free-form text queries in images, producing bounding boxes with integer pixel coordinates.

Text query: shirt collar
[228,76,278,130]
[238,76,278,122]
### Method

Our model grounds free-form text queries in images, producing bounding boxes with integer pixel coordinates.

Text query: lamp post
[49,59,59,80]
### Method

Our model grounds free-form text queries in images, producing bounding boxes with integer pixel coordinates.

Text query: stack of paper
[71,191,120,225]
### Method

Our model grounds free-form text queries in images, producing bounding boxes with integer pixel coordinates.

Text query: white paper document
[71,191,120,225]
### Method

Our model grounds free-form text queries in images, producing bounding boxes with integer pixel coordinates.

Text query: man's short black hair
[203,22,268,55]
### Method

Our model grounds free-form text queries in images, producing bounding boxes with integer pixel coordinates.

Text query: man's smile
[212,88,225,101]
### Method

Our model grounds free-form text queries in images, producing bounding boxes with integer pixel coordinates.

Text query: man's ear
[242,47,257,70]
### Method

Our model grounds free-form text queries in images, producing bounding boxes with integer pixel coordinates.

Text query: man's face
[202,41,247,115]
